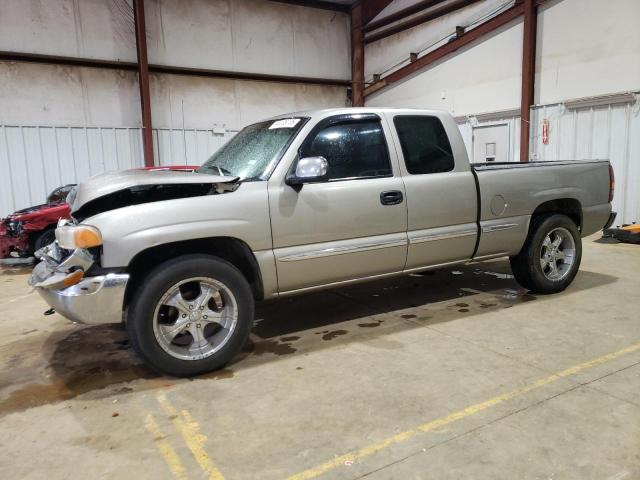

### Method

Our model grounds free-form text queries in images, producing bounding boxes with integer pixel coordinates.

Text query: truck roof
[268,107,449,122]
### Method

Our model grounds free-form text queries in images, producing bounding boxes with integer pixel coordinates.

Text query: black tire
[509,213,582,294]
[32,228,56,253]
[127,254,254,377]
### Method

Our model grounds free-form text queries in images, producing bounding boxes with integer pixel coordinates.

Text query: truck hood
[70,169,240,219]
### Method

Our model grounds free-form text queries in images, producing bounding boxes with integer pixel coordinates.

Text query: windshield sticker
[269,118,300,129]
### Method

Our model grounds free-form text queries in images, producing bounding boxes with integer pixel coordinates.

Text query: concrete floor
[0,235,639,480]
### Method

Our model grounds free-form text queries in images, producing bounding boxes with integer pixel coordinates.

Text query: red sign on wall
[542,118,549,145]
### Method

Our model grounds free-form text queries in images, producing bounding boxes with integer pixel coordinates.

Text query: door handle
[380,190,404,206]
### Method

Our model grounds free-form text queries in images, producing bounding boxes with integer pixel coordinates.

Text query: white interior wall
[0,0,137,61]
[365,0,510,82]
[0,0,350,80]
[366,0,640,114]
[536,0,640,104]
[0,60,346,215]
[366,21,523,115]
[0,62,346,130]
[145,0,350,79]
[0,0,350,129]
[150,74,346,131]
[0,0,350,215]
[0,62,142,127]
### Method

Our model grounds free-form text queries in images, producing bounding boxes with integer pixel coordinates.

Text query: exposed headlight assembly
[55,224,103,249]
[6,219,23,235]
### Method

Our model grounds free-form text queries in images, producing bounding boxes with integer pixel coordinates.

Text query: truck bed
[472,159,609,170]
[470,159,612,260]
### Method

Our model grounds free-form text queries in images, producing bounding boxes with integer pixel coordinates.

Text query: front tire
[127,254,254,376]
[509,214,582,294]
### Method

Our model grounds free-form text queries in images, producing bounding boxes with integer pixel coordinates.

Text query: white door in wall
[472,124,510,163]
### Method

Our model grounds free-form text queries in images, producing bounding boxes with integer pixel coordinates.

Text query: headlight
[7,220,23,235]
[55,224,102,249]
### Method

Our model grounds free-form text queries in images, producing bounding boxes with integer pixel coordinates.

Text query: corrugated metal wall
[153,128,236,167]
[530,102,639,226]
[457,96,640,225]
[0,125,236,216]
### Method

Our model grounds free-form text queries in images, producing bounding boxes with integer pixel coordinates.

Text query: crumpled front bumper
[30,243,129,325]
[36,272,129,325]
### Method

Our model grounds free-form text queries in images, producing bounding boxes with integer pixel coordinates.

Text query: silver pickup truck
[30,108,616,376]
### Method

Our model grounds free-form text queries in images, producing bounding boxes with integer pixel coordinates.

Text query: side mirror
[286,156,329,186]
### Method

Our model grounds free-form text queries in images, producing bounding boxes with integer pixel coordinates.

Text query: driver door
[268,113,408,293]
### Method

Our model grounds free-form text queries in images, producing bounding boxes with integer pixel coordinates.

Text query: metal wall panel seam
[2,126,17,210]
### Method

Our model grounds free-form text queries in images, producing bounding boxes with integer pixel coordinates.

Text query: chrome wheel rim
[540,227,575,281]
[152,277,238,361]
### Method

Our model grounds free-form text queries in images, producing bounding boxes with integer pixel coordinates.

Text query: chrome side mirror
[286,156,329,186]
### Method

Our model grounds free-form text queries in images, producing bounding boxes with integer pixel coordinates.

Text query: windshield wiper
[203,164,234,176]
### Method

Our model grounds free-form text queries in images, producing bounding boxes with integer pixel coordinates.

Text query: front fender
[83,182,272,268]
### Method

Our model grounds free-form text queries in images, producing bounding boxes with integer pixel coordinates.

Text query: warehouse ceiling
[268,0,358,13]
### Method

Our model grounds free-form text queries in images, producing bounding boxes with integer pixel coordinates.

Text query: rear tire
[127,254,254,376]
[509,214,582,294]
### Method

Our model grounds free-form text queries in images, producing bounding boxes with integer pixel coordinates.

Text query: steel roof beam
[365,0,482,44]
[364,3,525,96]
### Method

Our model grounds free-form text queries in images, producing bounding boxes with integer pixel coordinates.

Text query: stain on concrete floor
[0,324,160,415]
[0,259,618,417]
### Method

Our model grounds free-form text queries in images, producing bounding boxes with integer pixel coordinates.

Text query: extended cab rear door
[384,112,478,269]
[268,113,408,293]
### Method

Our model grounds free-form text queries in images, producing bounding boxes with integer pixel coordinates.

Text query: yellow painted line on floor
[4,292,34,304]
[144,412,188,480]
[287,341,640,480]
[157,392,225,480]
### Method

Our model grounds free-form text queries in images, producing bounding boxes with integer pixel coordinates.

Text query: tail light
[608,164,615,203]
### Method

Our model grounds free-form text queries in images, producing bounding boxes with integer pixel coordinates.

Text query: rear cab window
[393,116,454,174]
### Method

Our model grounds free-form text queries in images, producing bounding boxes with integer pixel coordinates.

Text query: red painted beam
[351,3,365,107]
[364,3,525,97]
[133,0,154,167]
[0,50,350,86]
[519,0,538,162]
[364,0,482,44]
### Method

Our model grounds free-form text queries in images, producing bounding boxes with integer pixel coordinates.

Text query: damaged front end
[29,169,241,324]
[0,218,29,258]
[29,219,129,325]
[1,202,72,258]
[68,168,240,220]
[73,181,236,221]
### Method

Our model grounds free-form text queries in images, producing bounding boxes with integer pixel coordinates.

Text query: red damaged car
[0,165,199,258]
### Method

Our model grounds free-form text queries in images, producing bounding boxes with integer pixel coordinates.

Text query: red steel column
[519,0,537,162]
[350,3,365,107]
[133,0,155,167]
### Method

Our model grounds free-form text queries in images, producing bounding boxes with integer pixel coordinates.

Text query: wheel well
[531,199,582,231]
[124,237,264,307]
[28,225,56,251]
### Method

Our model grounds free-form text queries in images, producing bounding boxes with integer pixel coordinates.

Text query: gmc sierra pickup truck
[30,108,616,376]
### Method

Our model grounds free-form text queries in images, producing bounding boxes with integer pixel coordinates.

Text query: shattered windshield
[198,117,307,180]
